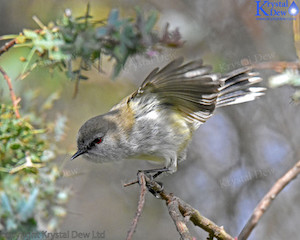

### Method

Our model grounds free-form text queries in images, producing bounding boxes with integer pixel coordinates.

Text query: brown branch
[73,78,80,99]
[124,175,234,240]
[177,197,234,240]
[167,195,193,240]
[144,179,233,239]
[238,160,300,240]
[0,66,20,118]
[0,39,17,57]
[72,59,84,99]
[126,172,148,240]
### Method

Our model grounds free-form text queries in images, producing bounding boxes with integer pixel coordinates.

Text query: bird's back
[109,58,265,171]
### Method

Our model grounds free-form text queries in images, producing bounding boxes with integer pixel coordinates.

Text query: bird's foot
[137,168,168,198]
[137,167,169,180]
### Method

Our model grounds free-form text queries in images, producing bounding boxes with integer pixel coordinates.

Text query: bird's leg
[138,167,169,179]
[137,167,168,198]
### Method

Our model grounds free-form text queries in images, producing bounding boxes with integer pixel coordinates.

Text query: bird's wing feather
[128,58,221,123]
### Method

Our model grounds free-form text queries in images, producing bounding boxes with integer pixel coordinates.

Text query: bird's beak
[71,150,86,160]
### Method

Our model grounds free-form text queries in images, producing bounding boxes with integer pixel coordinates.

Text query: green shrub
[0,104,69,239]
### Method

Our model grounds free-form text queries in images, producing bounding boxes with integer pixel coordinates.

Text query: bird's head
[71,112,122,162]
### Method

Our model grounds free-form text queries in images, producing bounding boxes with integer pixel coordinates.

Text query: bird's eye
[93,137,103,144]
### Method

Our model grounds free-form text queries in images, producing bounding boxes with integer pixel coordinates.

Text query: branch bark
[126,172,147,240]
[0,66,20,118]
[167,195,193,240]
[0,39,17,57]
[238,160,300,240]
[125,174,234,240]
[177,197,233,240]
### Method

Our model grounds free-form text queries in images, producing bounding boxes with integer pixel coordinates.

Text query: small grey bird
[71,57,265,175]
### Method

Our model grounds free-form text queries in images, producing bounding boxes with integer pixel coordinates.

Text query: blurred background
[0,0,300,239]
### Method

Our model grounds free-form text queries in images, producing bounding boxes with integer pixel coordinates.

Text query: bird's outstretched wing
[128,57,221,123]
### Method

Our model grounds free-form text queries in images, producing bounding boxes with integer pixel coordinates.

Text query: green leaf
[113,45,123,61]
[0,34,20,40]
[10,143,21,150]
[145,11,158,33]
[16,35,26,44]
[6,218,17,231]
[112,62,123,79]
[0,5,183,92]
[96,27,107,38]
[108,9,119,25]
[20,47,37,77]
[120,43,128,60]
[23,29,39,39]
[135,6,142,18]
[1,192,13,214]
[19,188,39,221]
[49,50,69,61]
[121,25,135,48]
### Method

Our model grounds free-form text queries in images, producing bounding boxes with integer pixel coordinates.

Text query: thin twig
[73,77,80,99]
[238,160,300,240]
[167,195,193,240]
[0,39,17,57]
[0,66,21,118]
[123,179,139,187]
[72,59,84,99]
[126,172,148,240]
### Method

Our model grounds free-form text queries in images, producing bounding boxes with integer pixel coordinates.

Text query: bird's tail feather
[216,67,265,108]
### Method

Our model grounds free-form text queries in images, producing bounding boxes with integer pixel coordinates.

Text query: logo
[256,0,299,20]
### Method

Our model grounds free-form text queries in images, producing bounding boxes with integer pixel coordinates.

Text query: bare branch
[0,39,17,57]
[147,179,234,239]
[0,66,21,118]
[73,78,80,99]
[123,179,139,187]
[177,197,234,240]
[167,195,193,240]
[125,175,234,240]
[126,172,148,240]
[238,160,300,240]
